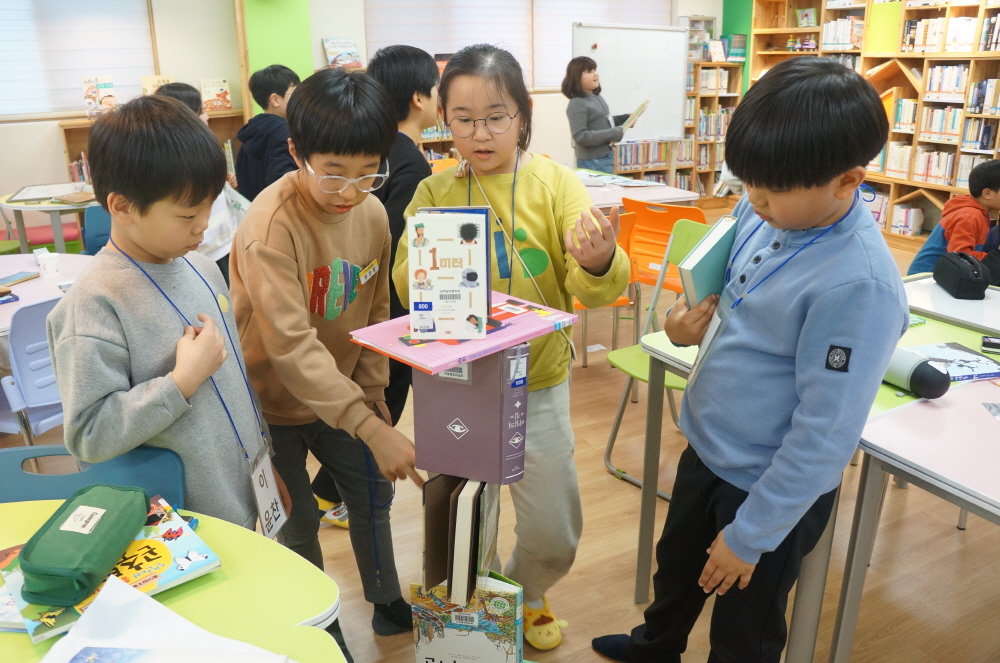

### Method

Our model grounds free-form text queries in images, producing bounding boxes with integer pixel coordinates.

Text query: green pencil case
[19,484,149,606]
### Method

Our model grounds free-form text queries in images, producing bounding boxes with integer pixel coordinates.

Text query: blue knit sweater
[680,194,909,564]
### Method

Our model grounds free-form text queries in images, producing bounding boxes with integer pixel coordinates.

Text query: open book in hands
[621,98,650,131]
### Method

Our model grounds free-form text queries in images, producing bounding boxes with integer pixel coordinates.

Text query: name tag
[359,259,379,285]
[251,454,287,539]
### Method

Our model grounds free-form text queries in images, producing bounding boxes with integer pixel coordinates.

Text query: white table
[904,273,1000,337]
[0,194,96,254]
[0,253,93,334]
[587,183,699,211]
[829,379,1000,662]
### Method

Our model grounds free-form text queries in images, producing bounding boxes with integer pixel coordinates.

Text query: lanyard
[109,239,266,467]
[727,191,859,311]
[467,149,519,294]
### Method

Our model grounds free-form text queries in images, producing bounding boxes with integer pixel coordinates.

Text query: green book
[679,216,739,309]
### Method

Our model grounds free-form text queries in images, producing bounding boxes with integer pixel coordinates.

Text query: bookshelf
[750,0,1000,251]
[418,117,455,162]
[613,62,743,199]
[57,109,245,183]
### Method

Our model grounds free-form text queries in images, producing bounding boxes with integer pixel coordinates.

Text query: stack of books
[894,98,919,132]
[684,97,697,127]
[961,117,997,151]
[966,78,1000,114]
[911,146,955,186]
[890,204,925,236]
[68,153,91,183]
[868,144,887,173]
[722,34,747,62]
[674,173,693,190]
[700,68,719,94]
[865,190,891,230]
[925,65,969,100]
[979,14,1000,51]
[686,62,695,92]
[945,16,978,52]
[902,17,946,52]
[421,118,453,141]
[958,153,990,187]
[826,53,861,73]
[697,144,712,169]
[886,141,914,178]
[918,105,962,142]
[672,137,695,167]
[823,17,864,50]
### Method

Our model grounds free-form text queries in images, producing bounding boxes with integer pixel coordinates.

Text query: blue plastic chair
[82,206,111,255]
[1,297,64,445]
[0,445,185,507]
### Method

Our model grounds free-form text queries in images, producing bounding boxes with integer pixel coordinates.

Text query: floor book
[679,215,739,308]
[906,342,1000,381]
[408,207,491,340]
[412,571,522,663]
[352,292,575,375]
[0,495,219,643]
[412,343,529,483]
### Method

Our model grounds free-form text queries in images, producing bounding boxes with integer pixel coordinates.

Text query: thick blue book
[679,216,739,308]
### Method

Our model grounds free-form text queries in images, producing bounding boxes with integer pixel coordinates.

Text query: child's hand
[367,423,424,487]
[226,173,238,189]
[664,295,719,346]
[566,205,620,276]
[173,313,228,400]
[699,530,755,596]
[273,466,293,514]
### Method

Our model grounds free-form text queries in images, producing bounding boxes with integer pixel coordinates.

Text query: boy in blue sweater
[593,57,909,663]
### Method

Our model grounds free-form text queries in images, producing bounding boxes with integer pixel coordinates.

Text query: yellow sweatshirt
[393,154,630,391]
[231,171,389,436]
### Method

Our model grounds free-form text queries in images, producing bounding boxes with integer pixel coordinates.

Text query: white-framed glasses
[304,159,390,194]
[444,110,520,138]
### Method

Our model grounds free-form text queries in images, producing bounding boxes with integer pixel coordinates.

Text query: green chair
[0,207,26,255]
[603,219,713,501]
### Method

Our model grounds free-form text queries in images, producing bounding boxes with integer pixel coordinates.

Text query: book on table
[905,342,1000,381]
[0,495,220,643]
[678,215,739,309]
[351,292,575,375]
[9,183,88,204]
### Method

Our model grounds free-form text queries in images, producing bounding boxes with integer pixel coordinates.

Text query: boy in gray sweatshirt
[47,96,273,528]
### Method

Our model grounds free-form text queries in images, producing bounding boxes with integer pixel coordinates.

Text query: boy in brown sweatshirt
[230,68,422,641]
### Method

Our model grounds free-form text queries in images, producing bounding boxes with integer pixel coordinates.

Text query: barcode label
[452,612,478,627]
[440,290,462,301]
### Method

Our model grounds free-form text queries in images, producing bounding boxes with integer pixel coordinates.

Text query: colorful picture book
[0,496,219,643]
[322,38,362,68]
[408,208,491,340]
[140,75,174,96]
[83,76,115,116]
[412,572,522,663]
[67,647,287,663]
[0,584,24,632]
[351,292,576,374]
[201,79,232,112]
[906,342,1000,381]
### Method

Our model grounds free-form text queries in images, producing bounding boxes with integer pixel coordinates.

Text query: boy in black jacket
[235,65,300,201]
[310,45,441,524]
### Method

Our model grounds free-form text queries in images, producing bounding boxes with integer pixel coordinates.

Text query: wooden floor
[313,213,1000,663]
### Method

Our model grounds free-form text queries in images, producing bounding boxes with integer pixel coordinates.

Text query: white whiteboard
[572,23,687,142]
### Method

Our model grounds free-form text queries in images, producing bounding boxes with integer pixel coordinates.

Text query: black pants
[627,445,837,663]
[311,358,412,503]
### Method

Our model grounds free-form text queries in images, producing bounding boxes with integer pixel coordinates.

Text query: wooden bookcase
[58,109,245,181]
[751,0,1000,252]
[614,62,744,200]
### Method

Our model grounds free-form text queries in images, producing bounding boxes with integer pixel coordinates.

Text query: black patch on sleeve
[825,346,851,372]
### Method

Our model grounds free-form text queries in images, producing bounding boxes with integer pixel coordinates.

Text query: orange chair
[574,211,637,367]
[429,157,459,174]
[622,198,708,295]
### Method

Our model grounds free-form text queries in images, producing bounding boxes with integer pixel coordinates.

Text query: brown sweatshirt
[230,171,389,437]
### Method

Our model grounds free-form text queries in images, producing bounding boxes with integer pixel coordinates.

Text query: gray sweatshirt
[47,249,266,528]
[566,93,630,160]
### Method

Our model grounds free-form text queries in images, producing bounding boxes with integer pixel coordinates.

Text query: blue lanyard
[467,149,519,294]
[727,191,859,310]
[109,239,266,466]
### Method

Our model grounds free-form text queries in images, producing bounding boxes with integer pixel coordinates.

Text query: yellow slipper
[315,495,349,530]
[523,596,568,651]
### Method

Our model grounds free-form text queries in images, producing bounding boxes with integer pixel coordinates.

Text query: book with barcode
[0,496,219,643]
[407,207,491,340]
[412,571,522,663]
[412,343,529,484]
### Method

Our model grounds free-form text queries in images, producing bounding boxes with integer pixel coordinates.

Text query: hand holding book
[664,294,719,346]
[621,99,650,131]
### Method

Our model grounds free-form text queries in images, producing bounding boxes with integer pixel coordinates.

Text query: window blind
[532,1,673,88]
[364,0,672,89]
[0,0,155,116]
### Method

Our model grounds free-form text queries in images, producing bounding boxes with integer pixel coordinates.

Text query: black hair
[440,44,532,151]
[562,56,599,99]
[249,64,301,109]
[89,95,226,215]
[367,45,439,122]
[286,68,396,162]
[154,82,202,115]
[459,222,479,241]
[969,160,1000,197]
[725,57,888,190]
